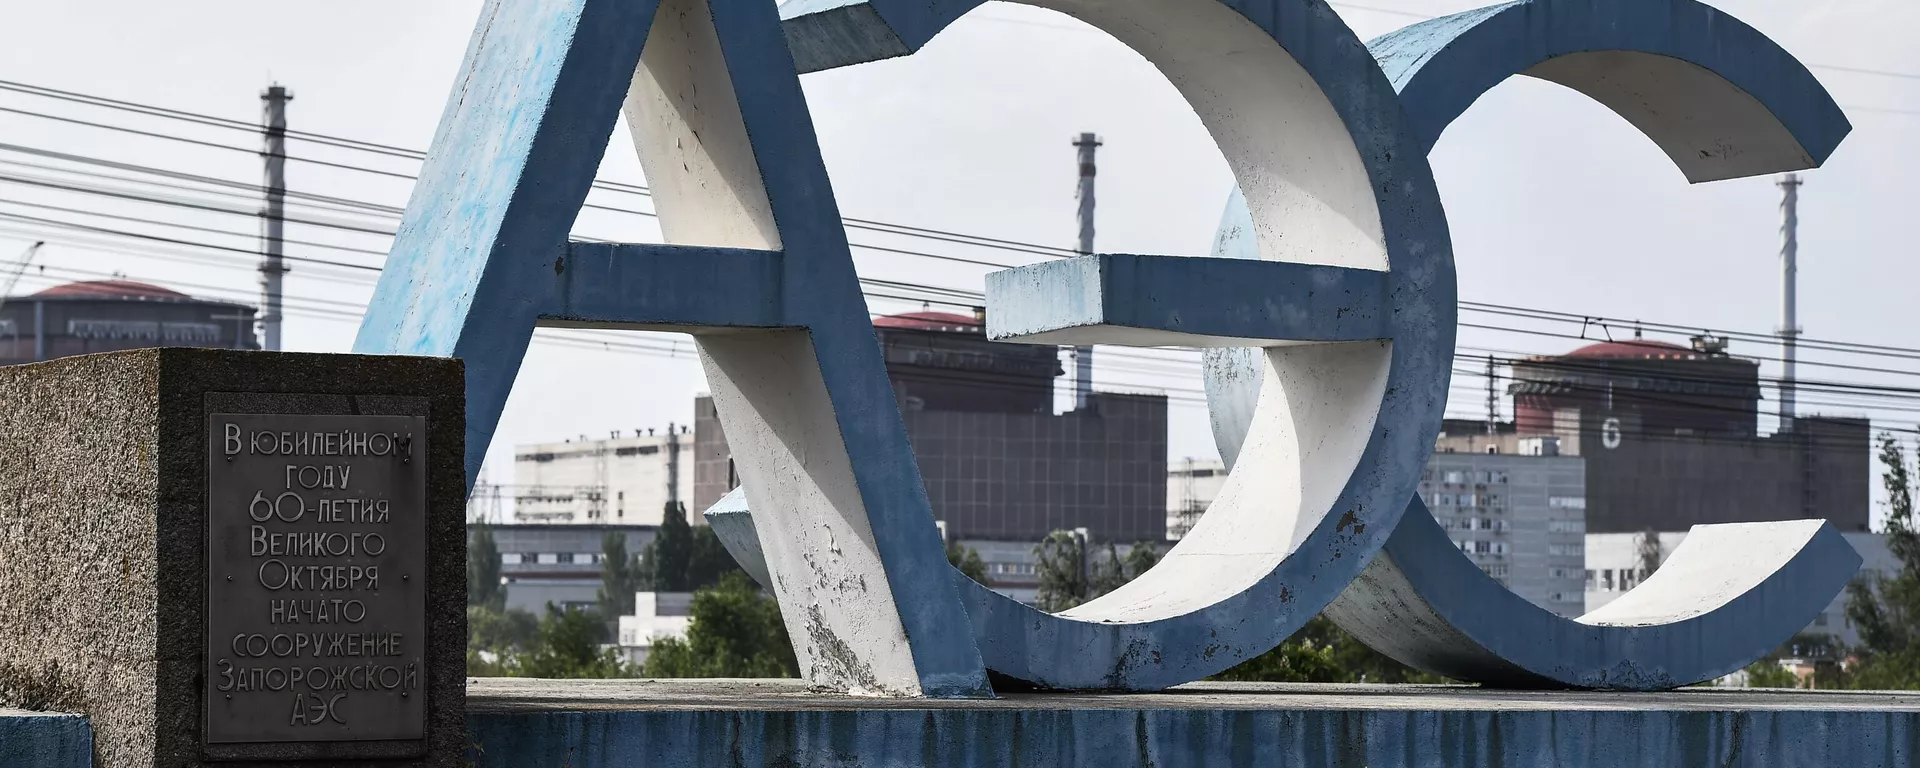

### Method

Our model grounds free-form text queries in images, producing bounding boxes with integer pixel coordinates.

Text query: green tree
[651,500,695,592]
[1215,615,1446,684]
[1744,658,1799,688]
[598,532,643,636]
[466,604,540,676]
[1034,534,1162,611]
[1635,528,1663,583]
[517,607,633,679]
[1845,433,1920,689]
[1123,542,1160,580]
[948,541,988,584]
[1212,616,1346,682]
[1088,542,1129,597]
[685,525,744,590]
[468,523,505,610]
[644,572,799,678]
[1034,530,1090,612]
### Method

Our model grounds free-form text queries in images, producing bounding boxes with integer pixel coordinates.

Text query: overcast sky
[0,0,1914,523]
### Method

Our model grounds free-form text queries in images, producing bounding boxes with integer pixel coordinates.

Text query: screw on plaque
[226,575,233,582]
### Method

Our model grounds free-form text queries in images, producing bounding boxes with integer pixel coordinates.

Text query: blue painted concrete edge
[464,707,1920,767]
[0,710,91,768]
[985,254,1391,344]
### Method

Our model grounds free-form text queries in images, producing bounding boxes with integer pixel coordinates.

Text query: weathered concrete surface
[1199,0,1857,692]
[466,678,1920,767]
[0,709,91,768]
[355,0,993,698]
[0,348,467,767]
[741,0,1463,692]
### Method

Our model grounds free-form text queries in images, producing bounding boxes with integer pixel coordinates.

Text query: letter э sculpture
[357,0,1859,696]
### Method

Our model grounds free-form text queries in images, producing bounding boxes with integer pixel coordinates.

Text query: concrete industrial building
[1167,458,1227,540]
[694,311,1168,548]
[510,427,695,526]
[470,524,656,614]
[1447,338,1867,533]
[615,591,693,666]
[1586,531,1893,649]
[0,279,258,365]
[1420,445,1588,617]
[1171,448,1584,618]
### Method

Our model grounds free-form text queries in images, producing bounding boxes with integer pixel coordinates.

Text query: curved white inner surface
[998,0,1395,623]
[1578,520,1823,627]
[1522,51,1812,184]
[1067,342,1390,620]
[1032,0,1386,271]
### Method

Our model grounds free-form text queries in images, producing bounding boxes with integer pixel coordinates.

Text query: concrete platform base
[0,708,91,767]
[468,678,1920,767]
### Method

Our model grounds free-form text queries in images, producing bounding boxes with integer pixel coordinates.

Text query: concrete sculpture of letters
[1198,0,1862,688]
[359,0,1858,696]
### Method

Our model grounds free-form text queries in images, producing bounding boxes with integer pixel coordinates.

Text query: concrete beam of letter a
[355,0,991,697]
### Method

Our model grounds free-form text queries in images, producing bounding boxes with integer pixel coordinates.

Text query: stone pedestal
[0,348,467,767]
[466,678,1920,767]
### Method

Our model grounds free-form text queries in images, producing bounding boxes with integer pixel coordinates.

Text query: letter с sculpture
[358,0,1859,696]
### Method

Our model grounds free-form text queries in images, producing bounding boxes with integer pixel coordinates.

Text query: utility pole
[1485,355,1498,436]
[1777,173,1802,432]
[1072,132,1101,411]
[667,422,682,507]
[259,85,292,351]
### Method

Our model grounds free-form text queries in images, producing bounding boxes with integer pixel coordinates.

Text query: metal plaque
[206,413,427,745]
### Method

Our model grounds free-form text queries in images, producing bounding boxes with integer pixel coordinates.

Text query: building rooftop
[27,279,194,301]
[872,311,982,333]
[1559,340,1703,360]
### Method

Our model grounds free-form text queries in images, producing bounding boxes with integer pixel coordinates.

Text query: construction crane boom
[0,241,46,315]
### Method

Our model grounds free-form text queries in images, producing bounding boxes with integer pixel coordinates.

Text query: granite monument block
[0,348,466,767]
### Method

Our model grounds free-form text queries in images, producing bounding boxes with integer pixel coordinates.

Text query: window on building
[557,552,574,564]
[537,553,558,564]
[1444,471,1464,484]
[1584,569,1595,588]
[502,553,523,565]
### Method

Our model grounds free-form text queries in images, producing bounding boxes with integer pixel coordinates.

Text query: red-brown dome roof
[873,311,982,333]
[30,280,191,300]
[1565,340,1697,359]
